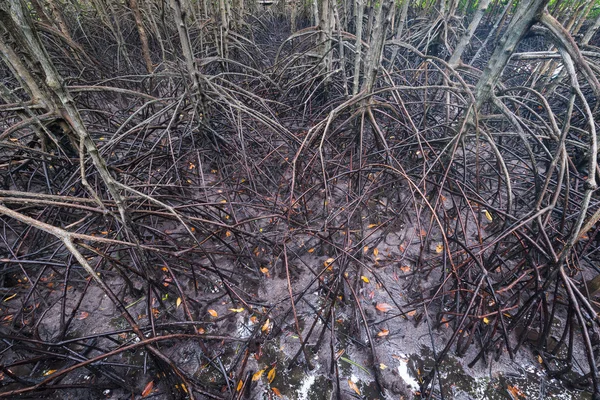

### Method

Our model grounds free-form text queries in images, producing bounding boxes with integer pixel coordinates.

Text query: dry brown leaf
[375,303,393,313]
[407,310,416,317]
[348,380,361,395]
[307,248,315,253]
[271,387,282,397]
[141,380,154,397]
[400,265,411,273]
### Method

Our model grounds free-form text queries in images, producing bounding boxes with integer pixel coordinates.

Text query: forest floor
[1,7,600,400]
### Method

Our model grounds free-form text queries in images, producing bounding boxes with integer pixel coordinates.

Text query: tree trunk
[129,0,154,74]
[448,0,491,67]
[474,0,549,109]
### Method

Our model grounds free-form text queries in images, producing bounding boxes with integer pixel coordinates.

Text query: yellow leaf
[379,363,388,370]
[271,387,282,397]
[260,267,269,275]
[363,246,369,253]
[373,248,379,257]
[484,210,493,222]
[367,224,379,229]
[375,303,393,313]
[377,329,389,337]
[176,297,182,308]
[483,317,490,324]
[225,230,232,237]
[262,318,270,332]
[252,369,265,381]
[435,243,443,253]
[236,380,243,392]
[229,308,244,313]
[324,258,335,268]
[407,310,416,317]
[267,367,276,383]
[400,265,411,273]
[220,199,227,203]
[208,309,218,317]
[361,276,370,283]
[348,380,361,395]
[307,248,315,253]
[43,369,57,376]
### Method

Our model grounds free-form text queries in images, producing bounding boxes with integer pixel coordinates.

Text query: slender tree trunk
[361,0,393,94]
[469,0,511,66]
[352,0,364,95]
[388,0,410,67]
[170,0,207,120]
[582,12,600,45]
[129,0,154,74]
[474,0,549,109]
[448,0,491,67]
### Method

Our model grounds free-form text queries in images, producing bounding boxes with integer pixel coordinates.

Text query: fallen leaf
[407,310,416,317]
[229,308,244,313]
[363,246,369,253]
[483,317,490,324]
[225,230,232,237]
[400,265,411,273]
[236,380,243,391]
[367,223,379,229]
[271,387,282,397]
[361,276,370,283]
[267,367,276,383]
[3,294,17,302]
[43,369,57,376]
[142,380,154,397]
[308,248,315,253]
[507,384,525,399]
[377,329,389,337]
[176,297,182,308]
[260,267,269,276]
[252,369,265,381]
[348,380,361,395]
[484,210,493,222]
[262,318,270,332]
[375,303,393,313]
[537,355,543,364]
[435,243,443,253]
[379,363,388,369]
[208,309,218,317]
[324,258,335,268]
[373,248,379,257]
[77,311,89,320]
